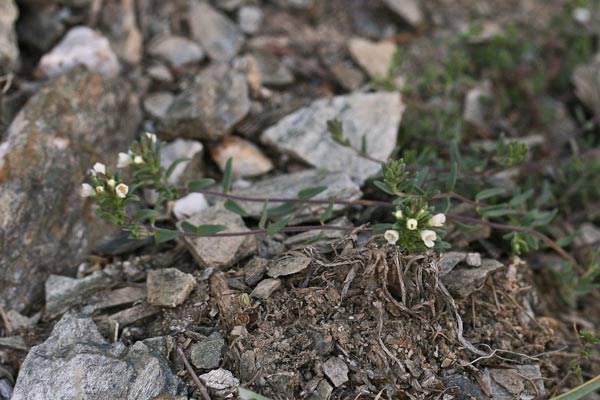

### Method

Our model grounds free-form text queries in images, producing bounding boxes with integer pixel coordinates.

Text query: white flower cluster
[81,162,129,199]
[384,212,446,248]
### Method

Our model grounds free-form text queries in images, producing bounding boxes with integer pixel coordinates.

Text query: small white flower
[81,183,95,197]
[406,218,418,230]
[384,230,399,245]
[394,210,403,219]
[117,152,133,168]
[133,155,144,165]
[573,7,591,23]
[145,132,157,144]
[115,183,129,198]
[107,179,116,188]
[95,186,105,194]
[429,213,446,227]
[420,229,437,248]
[92,162,106,175]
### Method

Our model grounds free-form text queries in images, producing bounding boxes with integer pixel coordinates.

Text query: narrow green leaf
[180,221,198,233]
[196,224,228,236]
[239,387,273,400]
[135,209,160,222]
[475,188,506,202]
[154,228,179,243]
[266,216,294,236]
[480,206,518,218]
[258,200,269,229]
[360,134,368,156]
[446,162,458,192]
[188,178,216,191]
[165,157,191,179]
[320,198,335,224]
[508,189,534,207]
[372,223,393,232]
[224,198,248,217]
[551,374,600,400]
[373,180,395,195]
[222,157,233,193]
[297,186,327,200]
[267,202,297,217]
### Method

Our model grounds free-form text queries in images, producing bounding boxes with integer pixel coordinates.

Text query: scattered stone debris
[190,332,225,370]
[38,26,120,78]
[322,357,349,387]
[147,268,196,308]
[148,35,205,67]
[199,368,239,398]
[261,92,404,184]
[252,50,295,86]
[382,0,424,27]
[442,258,504,298]
[144,92,175,120]
[348,37,397,79]
[250,278,281,299]
[244,257,268,286]
[267,255,311,278]
[238,6,264,35]
[210,135,273,177]
[12,314,183,399]
[98,0,143,65]
[573,59,600,117]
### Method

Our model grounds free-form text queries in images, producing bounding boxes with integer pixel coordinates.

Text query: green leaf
[360,134,368,156]
[188,178,216,191]
[224,198,248,217]
[222,157,233,193]
[480,206,518,218]
[446,162,458,192]
[258,200,269,229]
[508,189,534,207]
[239,387,272,400]
[180,221,198,233]
[297,186,327,200]
[135,209,160,222]
[266,216,294,236]
[373,180,395,195]
[196,224,228,236]
[372,223,393,232]
[267,202,297,217]
[154,228,179,243]
[165,157,191,179]
[320,198,335,224]
[551,374,600,400]
[475,188,506,202]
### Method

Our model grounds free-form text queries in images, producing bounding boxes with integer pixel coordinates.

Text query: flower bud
[133,155,144,165]
[95,186,105,194]
[107,179,116,188]
[406,218,418,230]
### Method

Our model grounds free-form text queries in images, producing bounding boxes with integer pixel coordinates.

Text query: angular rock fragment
[382,0,424,27]
[182,204,257,268]
[147,268,196,308]
[267,256,311,278]
[189,0,244,62]
[348,37,396,79]
[190,332,225,369]
[244,257,268,286]
[163,64,250,140]
[231,169,362,222]
[12,314,182,400]
[252,50,294,86]
[199,368,239,397]
[144,92,175,120]
[322,357,349,387]
[16,4,64,54]
[160,138,204,185]
[38,26,120,78]
[0,69,140,312]
[0,0,18,73]
[81,286,146,314]
[99,0,143,64]
[441,259,504,298]
[238,6,263,35]
[262,92,403,185]
[210,136,273,177]
[250,278,281,299]
[148,35,205,67]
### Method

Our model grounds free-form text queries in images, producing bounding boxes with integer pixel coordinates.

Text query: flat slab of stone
[190,332,225,370]
[267,256,311,278]
[148,35,205,67]
[12,314,182,399]
[147,268,196,308]
[231,169,362,222]
[322,357,349,387]
[181,204,257,269]
[250,278,281,299]
[441,259,504,298]
[163,64,250,140]
[261,92,404,185]
[348,37,396,79]
[188,0,244,62]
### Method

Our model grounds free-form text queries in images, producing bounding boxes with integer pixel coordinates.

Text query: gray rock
[382,0,424,27]
[147,63,174,83]
[261,92,404,185]
[163,64,250,140]
[148,35,205,67]
[350,0,399,40]
[441,259,504,298]
[98,0,143,65]
[232,169,362,222]
[160,138,204,185]
[44,271,114,320]
[320,50,365,91]
[188,0,244,62]
[214,0,241,11]
[484,365,544,399]
[0,0,18,73]
[322,357,349,387]
[244,257,268,286]
[199,368,239,397]
[12,314,182,400]
[441,375,487,398]
[0,69,140,312]
[308,379,333,400]
[144,92,175,120]
[267,256,311,278]
[252,50,294,86]
[238,6,263,35]
[273,0,314,9]
[6,310,40,330]
[81,286,147,314]
[250,278,281,299]
[190,332,225,369]
[573,59,600,117]
[210,135,273,177]
[181,204,257,268]
[107,303,160,328]
[147,268,196,308]
[38,26,120,78]
[463,81,492,129]
[348,37,396,79]
[0,378,12,399]
[0,336,28,352]
[239,350,256,382]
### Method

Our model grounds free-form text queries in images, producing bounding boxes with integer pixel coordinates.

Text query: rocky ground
[1,0,599,399]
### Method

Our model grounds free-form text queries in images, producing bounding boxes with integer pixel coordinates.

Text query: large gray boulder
[0,68,141,312]
[12,314,183,399]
